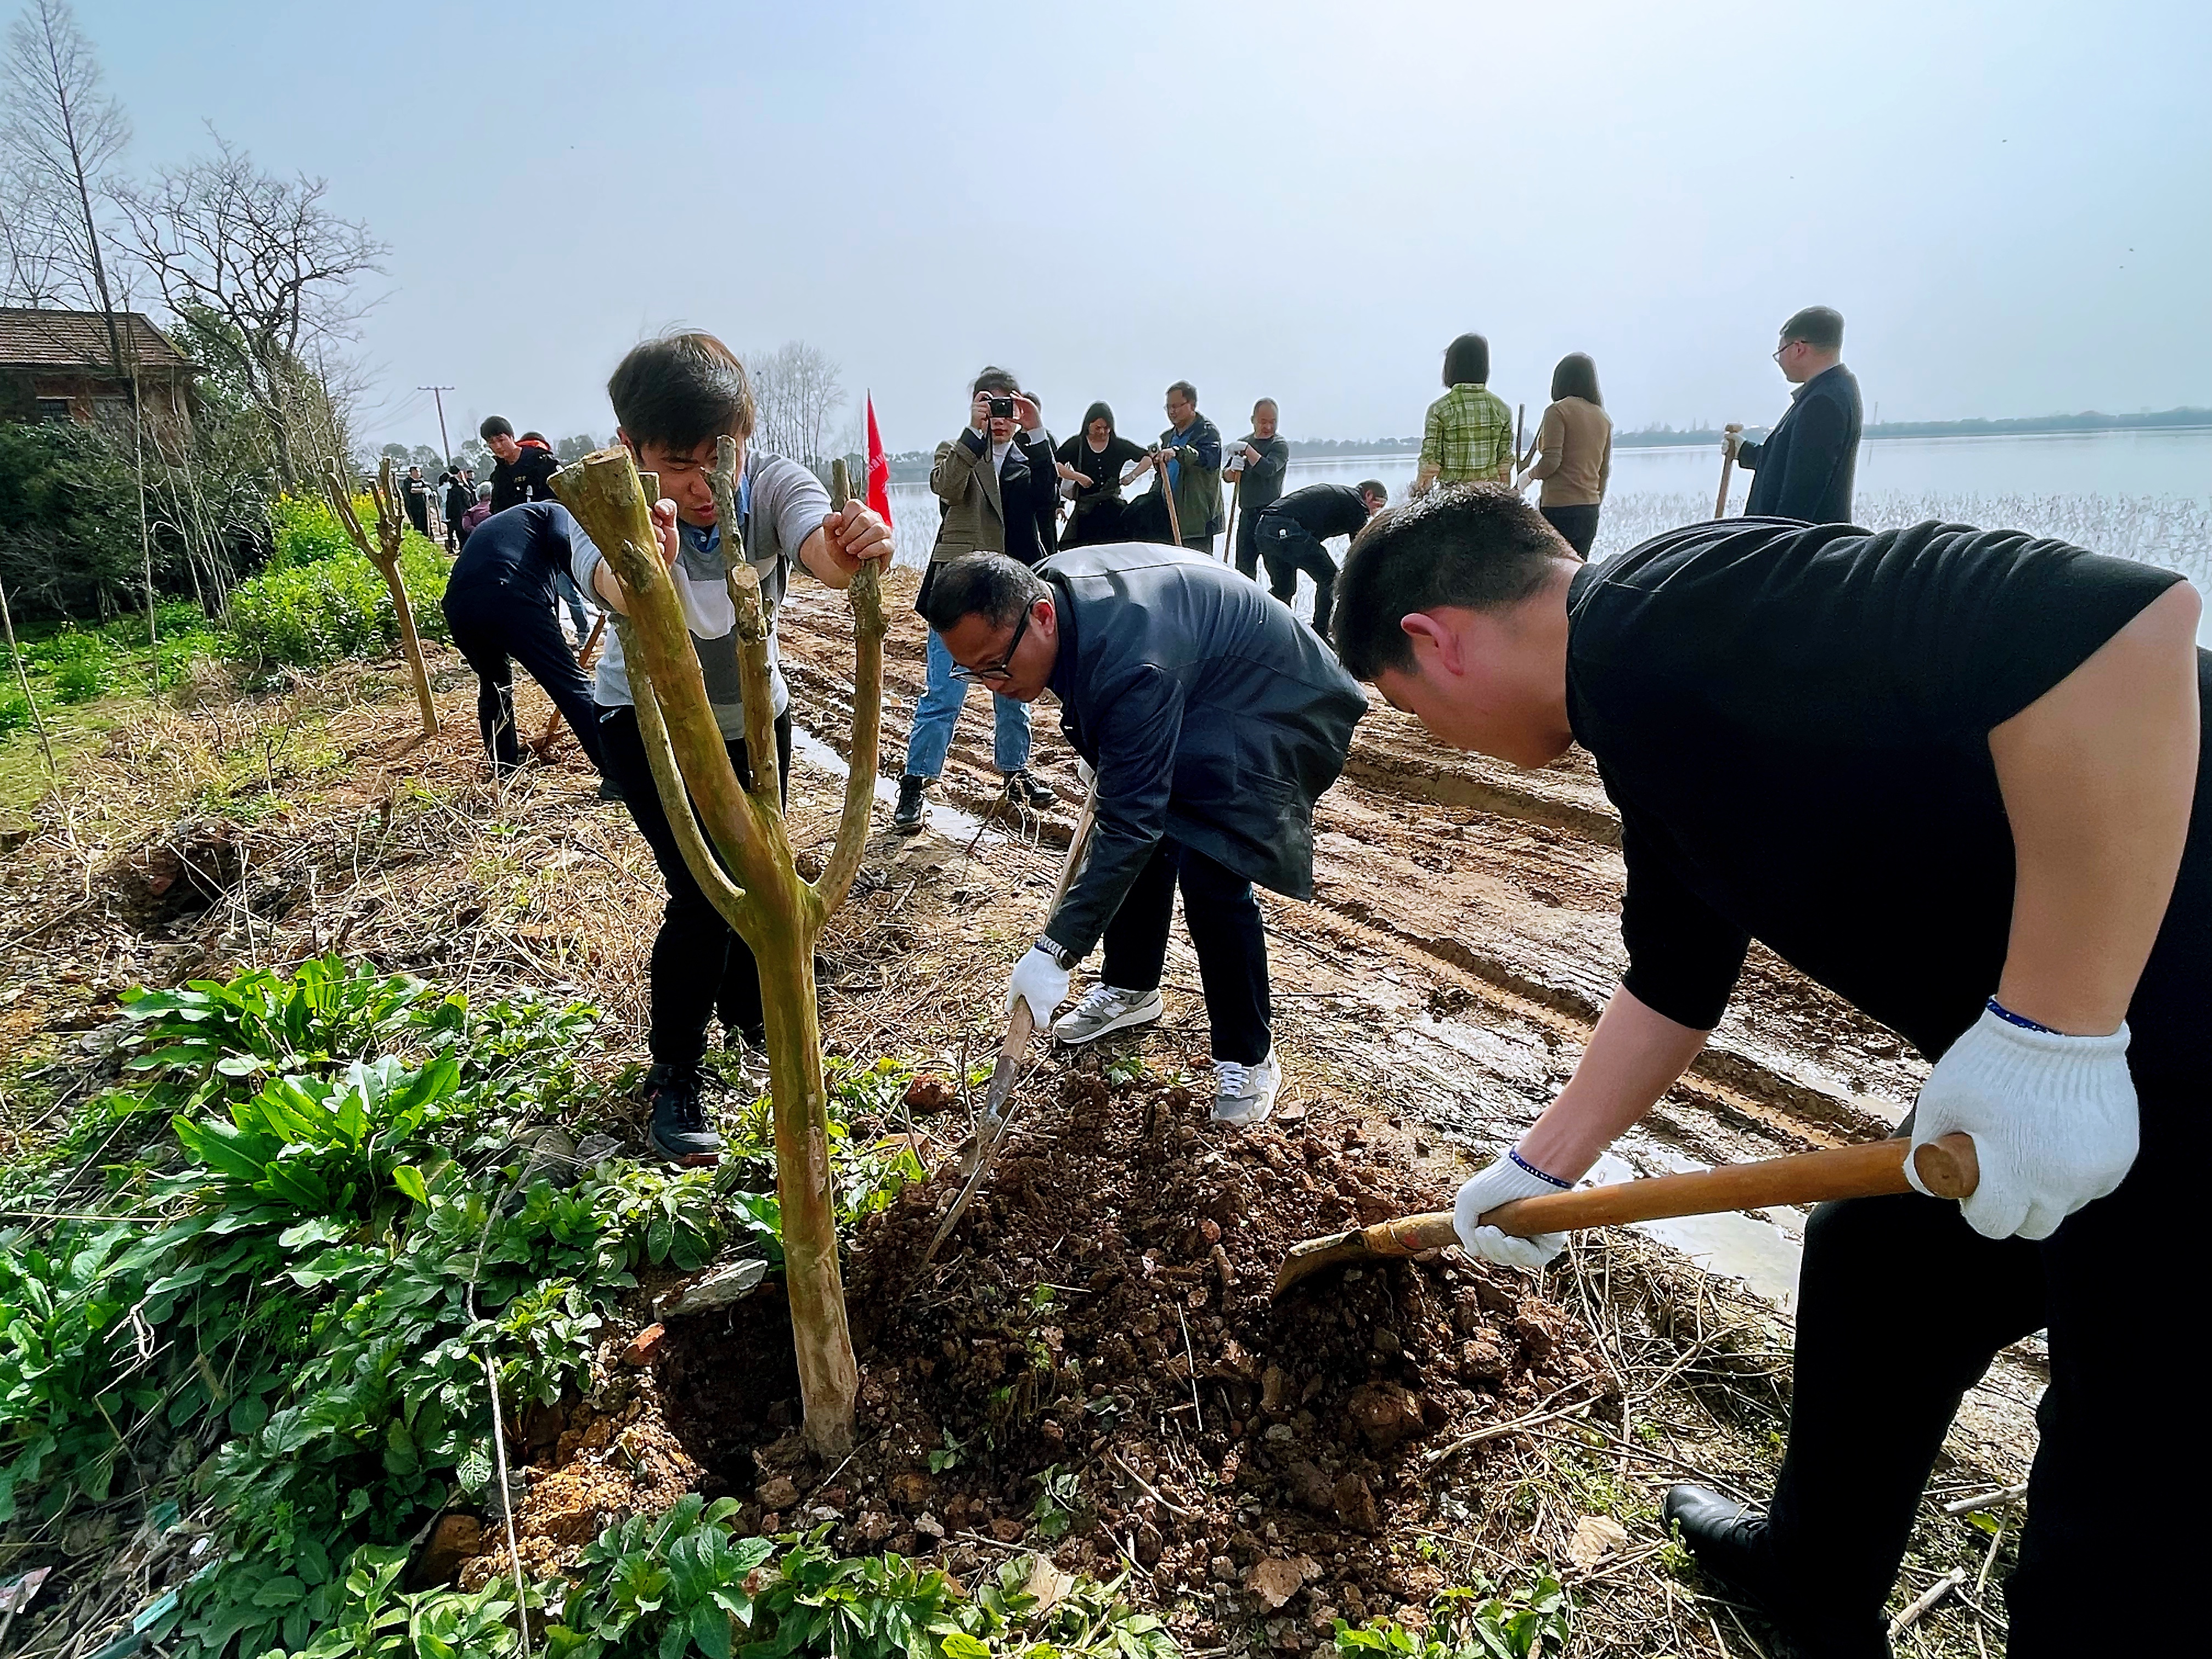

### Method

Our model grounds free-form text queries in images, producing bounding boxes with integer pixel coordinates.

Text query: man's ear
[615,428,636,459]
[1398,611,1462,676]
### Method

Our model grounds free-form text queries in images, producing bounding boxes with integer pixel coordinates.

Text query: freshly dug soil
[484,1057,1609,1645]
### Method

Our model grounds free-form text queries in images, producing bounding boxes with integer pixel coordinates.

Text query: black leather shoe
[892,775,929,834]
[1663,1486,1891,1659]
[644,1063,723,1166]
[1004,769,1058,809]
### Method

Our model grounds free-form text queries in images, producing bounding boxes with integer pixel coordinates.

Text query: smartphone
[988,396,1015,420]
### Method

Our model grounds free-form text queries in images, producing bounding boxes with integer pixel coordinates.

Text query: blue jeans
[904,629,1030,778]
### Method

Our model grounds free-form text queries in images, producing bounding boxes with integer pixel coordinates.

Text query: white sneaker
[1211,1049,1281,1125]
[1052,984,1165,1046]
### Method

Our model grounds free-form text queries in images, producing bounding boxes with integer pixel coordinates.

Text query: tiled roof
[0,307,193,371]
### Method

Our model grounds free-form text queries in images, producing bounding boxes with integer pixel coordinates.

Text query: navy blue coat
[1741,363,1863,524]
[1038,544,1367,957]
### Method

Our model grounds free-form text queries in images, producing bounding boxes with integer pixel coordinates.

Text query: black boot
[893,774,929,834]
[642,1062,723,1166]
[1005,769,1058,809]
[1664,1486,1891,1658]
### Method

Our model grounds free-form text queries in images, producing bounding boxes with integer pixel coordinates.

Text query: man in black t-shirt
[1333,486,2205,1657]
[438,501,606,778]
[1252,480,1386,642]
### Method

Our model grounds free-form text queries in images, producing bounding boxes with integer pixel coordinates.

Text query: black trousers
[1258,517,1340,641]
[1539,502,1600,556]
[441,576,605,775]
[597,702,792,1066]
[1233,501,1265,580]
[1769,1071,2193,1653]
[1098,838,1270,1065]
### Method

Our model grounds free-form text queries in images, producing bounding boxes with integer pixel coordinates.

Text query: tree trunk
[550,443,885,1457]
[321,459,437,736]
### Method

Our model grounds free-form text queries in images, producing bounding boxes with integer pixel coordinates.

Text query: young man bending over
[576,333,891,1164]
[1333,485,2204,1657]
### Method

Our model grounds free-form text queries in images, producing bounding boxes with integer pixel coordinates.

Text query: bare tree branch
[113,130,386,486]
[1,0,129,363]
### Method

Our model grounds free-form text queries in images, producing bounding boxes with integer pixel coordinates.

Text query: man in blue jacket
[1728,306,1863,524]
[922,545,1368,1124]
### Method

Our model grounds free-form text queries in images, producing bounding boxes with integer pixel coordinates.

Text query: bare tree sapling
[319,457,437,737]
[550,442,886,1456]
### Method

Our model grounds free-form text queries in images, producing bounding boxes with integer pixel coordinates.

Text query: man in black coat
[482,415,562,512]
[1731,306,1863,524]
[439,465,475,554]
[1253,479,1389,641]
[922,546,1368,1125]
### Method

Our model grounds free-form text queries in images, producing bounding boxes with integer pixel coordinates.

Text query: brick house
[0,306,196,444]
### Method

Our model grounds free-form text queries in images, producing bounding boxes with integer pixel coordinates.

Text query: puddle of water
[1397,1008,1813,1310]
[787,726,1010,849]
[1590,1147,1806,1311]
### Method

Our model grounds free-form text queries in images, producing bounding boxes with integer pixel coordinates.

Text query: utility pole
[419,385,456,462]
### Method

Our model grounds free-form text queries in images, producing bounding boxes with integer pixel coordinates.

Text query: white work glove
[1905,1005,2137,1241]
[1453,1151,1572,1270]
[1074,755,1096,790]
[1007,944,1071,1023]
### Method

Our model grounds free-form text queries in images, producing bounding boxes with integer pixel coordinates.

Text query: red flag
[865,392,893,526]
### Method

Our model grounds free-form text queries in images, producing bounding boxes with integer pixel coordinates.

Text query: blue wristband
[1507,1147,1572,1190]
[1985,997,2057,1036]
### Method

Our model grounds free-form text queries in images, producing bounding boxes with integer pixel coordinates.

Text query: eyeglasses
[951,606,1032,684]
[1772,341,1801,363]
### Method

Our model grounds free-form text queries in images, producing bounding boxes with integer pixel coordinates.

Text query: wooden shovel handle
[1362,1133,1978,1256]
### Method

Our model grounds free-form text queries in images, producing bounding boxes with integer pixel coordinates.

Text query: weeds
[1331,1575,1571,1659]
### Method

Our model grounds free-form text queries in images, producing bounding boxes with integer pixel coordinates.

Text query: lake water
[884,425,2212,639]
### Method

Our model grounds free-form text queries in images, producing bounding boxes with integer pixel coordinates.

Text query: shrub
[46,631,108,702]
[270,494,365,568]
[224,535,449,668]
[0,687,30,737]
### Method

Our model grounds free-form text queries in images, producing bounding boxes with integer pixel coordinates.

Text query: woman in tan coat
[1516,353,1612,555]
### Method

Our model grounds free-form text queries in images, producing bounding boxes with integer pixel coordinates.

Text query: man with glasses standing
[893,368,1061,832]
[917,545,1368,1126]
[1725,306,1863,525]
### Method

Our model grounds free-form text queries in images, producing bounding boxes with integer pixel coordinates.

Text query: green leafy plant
[1332,1575,1570,1659]
[1029,1464,1082,1542]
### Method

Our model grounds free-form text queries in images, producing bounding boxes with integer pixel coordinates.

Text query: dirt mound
[636,1060,1610,1644]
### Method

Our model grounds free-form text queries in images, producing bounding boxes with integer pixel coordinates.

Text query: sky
[67,0,2212,458]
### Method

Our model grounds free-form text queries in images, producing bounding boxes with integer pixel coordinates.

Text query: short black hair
[1780,306,1844,351]
[1358,479,1388,503]
[1442,333,1489,387]
[919,553,1047,635]
[1334,485,1576,681]
[1166,380,1197,406]
[1550,352,1602,407]
[479,415,514,440]
[972,365,1020,396]
[608,331,757,454]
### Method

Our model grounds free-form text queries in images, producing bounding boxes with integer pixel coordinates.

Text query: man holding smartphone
[894,367,1062,831]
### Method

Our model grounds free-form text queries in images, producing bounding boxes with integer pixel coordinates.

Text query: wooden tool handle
[1352,1133,1979,1256]
[1485,1133,1976,1237]
[1713,422,1744,519]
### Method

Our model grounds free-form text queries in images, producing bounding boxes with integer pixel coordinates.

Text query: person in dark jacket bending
[438,501,606,778]
[1252,479,1388,642]
[1728,306,1863,524]
[923,546,1368,1125]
